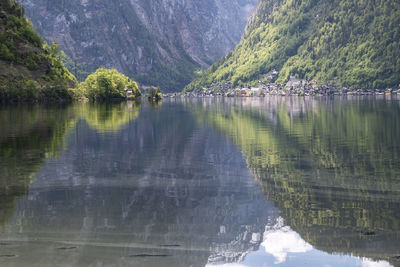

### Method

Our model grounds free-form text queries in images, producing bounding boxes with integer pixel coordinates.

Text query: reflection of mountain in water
[2,102,278,267]
[2,98,400,266]
[191,97,400,266]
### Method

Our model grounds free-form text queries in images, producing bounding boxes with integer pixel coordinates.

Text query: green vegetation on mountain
[62,54,90,82]
[186,0,400,91]
[0,0,76,101]
[77,68,141,101]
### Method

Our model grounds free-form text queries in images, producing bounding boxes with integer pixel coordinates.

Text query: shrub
[25,79,39,99]
[78,67,141,101]
[0,44,14,61]
[146,86,162,101]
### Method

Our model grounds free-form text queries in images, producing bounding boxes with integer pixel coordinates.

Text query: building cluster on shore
[171,74,400,98]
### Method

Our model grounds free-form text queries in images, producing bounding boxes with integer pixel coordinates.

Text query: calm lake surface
[0,96,399,267]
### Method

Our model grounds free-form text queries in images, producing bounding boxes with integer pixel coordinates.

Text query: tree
[147,86,162,101]
[78,67,141,101]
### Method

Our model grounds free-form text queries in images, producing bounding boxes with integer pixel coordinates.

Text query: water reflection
[189,96,400,266]
[0,104,75,229]
[0,101,275,266]
[0,97,399,266]
[74,102,141,133]
[0,102,140,228]
[262,217,312,264]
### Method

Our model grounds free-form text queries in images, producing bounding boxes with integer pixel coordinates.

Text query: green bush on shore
[77,67,141,101]
[146,87,162,101]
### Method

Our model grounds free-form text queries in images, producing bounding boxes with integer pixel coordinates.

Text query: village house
[124,88,134,99]
[266,69,279,82]
[238,88,252,97]
[251,87,266,97]
[285,75,303,89]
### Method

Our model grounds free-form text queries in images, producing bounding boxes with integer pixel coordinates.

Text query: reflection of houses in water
[195,95,322,123]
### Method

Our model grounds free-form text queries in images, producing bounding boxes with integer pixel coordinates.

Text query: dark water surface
[0,97,399,267]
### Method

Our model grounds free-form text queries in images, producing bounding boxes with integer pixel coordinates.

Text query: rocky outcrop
[18,0,257,91]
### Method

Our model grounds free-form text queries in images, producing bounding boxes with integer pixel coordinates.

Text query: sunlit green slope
[186,0,400,91]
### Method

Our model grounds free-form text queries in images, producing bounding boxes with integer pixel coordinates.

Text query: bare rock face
[18,0,257,91]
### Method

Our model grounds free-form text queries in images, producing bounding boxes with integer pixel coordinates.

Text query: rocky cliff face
[18,0,257,91]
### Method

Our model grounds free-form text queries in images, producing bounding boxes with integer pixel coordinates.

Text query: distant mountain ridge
[18,0,257,92]
[185,0,400,91]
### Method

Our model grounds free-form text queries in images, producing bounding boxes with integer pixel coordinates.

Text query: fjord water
[0,97,399,267]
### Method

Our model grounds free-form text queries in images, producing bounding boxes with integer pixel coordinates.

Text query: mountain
[0,0,76,101]
[18,0,257,92]
[185,0,400,91]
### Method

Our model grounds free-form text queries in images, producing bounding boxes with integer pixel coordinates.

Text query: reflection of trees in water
[2,98,399,265]
[7,103,275,267]
[191,97,400,265]
[74,101,141,133]
[0,104,75,228]
[0,102,142,229]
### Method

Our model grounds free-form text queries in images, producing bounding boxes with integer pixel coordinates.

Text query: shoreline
[165,89,400,98]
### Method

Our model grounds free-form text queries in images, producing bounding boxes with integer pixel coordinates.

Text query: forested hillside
[186,0,400,91]
[0,0,76,101]
[18,0,257,92]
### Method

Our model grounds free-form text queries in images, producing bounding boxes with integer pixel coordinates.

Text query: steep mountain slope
[0,0,76,101]
[18,0,257,92]
[186,0,400,91]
